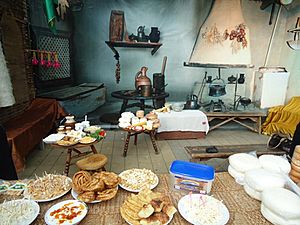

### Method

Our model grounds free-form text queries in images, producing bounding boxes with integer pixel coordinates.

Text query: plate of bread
[79,136,96,144]
[119,168,159,192]
[72,171,120,203]
[120,188,177,225]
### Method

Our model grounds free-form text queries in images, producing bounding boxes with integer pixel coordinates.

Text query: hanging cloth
[43,0,58,33]
[0,41,15,107]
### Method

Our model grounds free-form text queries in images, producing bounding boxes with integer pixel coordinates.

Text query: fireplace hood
[184,0,253,68]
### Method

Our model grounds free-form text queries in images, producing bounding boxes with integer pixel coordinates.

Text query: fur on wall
[0,40,15,107]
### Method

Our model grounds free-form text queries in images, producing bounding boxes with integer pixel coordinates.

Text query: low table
[205,111,266,133]
[185,144,286,162]
[111,90,169,114]
[122,128,158,156]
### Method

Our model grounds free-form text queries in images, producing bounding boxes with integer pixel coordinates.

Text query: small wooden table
[52,141,99,176]
[111,90,169,114]
[185,144,286,162]
[205,111,266,133]
[123,128,159,157]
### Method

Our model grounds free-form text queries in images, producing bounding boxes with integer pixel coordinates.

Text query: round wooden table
[122,128,159,157]
[111,90,169,114]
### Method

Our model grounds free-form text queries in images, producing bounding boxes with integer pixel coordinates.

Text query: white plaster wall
[72,0,299,104]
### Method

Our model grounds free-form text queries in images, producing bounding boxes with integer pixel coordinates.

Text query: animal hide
[0,41,15,107]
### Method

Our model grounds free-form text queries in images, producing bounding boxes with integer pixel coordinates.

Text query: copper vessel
[135,66,151,89]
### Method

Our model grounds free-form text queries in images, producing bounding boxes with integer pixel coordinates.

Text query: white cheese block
[228,165,244,182]
[261,204,300,225]
[244,183,261,200]
[245,168,286,192]
[261,188,300,220]
[259,155,291,174]
[229,153,261,173]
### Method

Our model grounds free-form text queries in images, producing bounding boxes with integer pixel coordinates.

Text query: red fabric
[4,98,66,172]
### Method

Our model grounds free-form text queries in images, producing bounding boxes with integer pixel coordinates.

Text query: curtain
[0,40,15,107]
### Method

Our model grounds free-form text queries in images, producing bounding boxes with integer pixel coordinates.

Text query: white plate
[71,189,101,203]
[0,199,40,225]
[119,169,159,192]
[23,177,72,202]
[178,194,229,225]
[44,200,88,225]
[78,137,97,144]
[43,133,65,144]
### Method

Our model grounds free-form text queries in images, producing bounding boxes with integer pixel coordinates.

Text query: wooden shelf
[105,41,162,60]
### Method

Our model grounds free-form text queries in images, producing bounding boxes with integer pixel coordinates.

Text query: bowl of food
[172,102,184,112]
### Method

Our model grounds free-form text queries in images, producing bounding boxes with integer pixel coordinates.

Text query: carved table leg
[64,148,73,176]
[90,144,98,154]
[120,99,128,114]
[149,131,159,154]
[134,133,138,145]
[123,131,131,157]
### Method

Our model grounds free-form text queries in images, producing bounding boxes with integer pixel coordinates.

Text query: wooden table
[205,111,266,133]
[111,90,169,114]
[122,128,158,156]
[52,141,99,176]
[185,144,286,162]
[0,173,271,225]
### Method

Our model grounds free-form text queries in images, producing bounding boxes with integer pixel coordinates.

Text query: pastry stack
[290,146,300,184]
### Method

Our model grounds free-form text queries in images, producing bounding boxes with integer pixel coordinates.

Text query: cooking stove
[207,99,227,112]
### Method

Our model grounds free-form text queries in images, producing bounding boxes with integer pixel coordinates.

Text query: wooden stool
[76,153,108,171]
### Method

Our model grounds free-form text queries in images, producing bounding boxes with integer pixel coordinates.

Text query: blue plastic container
[169,160,215,194]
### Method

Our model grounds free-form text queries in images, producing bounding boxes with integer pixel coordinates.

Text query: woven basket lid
[76,153,108,170]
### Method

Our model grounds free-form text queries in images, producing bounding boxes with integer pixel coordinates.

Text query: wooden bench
[205,111,266,133]
[185,144,286,162]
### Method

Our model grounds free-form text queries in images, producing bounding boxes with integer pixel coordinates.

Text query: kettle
[135,66,151,90]
[208,78,226,97]
[185,94,199,109]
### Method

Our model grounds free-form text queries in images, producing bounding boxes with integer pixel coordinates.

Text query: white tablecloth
[157,110,209,134]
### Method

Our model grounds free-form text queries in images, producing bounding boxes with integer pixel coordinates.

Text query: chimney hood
[184,0,253,68]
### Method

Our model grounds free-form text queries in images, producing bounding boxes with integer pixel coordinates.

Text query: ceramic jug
[135,66,151,89]
[149,27,160,43]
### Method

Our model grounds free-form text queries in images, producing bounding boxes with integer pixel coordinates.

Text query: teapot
[185,94,199,109]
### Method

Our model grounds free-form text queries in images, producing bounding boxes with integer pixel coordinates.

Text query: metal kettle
[185,94,199,109]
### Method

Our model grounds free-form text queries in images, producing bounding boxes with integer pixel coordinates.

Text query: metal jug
[135,66,151,90]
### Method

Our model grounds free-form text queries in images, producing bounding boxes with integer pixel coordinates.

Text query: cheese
[259,155,291,174]
[229,153,261,173]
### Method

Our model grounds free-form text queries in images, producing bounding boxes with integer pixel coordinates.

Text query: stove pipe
[186,0,252,68]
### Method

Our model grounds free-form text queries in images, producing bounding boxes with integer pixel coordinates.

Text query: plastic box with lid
[169,160,215,194]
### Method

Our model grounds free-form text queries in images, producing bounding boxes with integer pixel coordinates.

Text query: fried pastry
[82,178,105,192]
[150,199,164,212]
[138,203,155,218]
[98,171,120,188]
[140,212,169,225]
[120,207,140,225]
[162,204,177,218]
[72,171,92,193]
[96,188,118,201]
[78,191,95,203]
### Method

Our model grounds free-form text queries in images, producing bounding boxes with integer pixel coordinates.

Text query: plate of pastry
[119,168,159,192]
[56,136,79,146]
[44,200,88,225]
[79,136,96,144]
[23,173,72,202]
[120,188,177,225]
[71,171,120,203]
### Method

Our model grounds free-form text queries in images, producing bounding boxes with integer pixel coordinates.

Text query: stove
[207,99,227,112]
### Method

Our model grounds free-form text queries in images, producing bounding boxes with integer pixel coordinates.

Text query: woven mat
[0,173,270,225]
